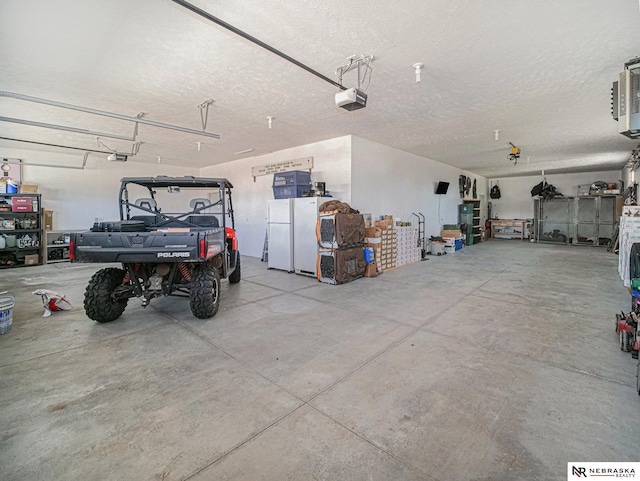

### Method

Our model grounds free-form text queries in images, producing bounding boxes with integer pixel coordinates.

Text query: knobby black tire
[621,330,630,352]
[190,264,221,319]
[228,253,241,284]
[84,267,128,323]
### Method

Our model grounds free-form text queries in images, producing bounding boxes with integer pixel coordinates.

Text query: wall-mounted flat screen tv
[435,181,449,195]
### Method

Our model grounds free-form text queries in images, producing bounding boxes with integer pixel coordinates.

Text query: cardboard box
[375,219,393,229]
[43,210,53,231]
[363,263,379,277]
[441,229,461,238]
[365,227,381,238]
[24,254,39,265]
[19,184,38,194]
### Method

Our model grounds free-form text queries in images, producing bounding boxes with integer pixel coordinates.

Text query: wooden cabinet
[0,194,43,268]
[491,219,526,239]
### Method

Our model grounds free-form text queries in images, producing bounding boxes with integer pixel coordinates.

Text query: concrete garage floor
[1,241,638,481]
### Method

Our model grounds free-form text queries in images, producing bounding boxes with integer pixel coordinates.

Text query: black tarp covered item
[317,213,365,249]
[531,181,545,196]
[630,243,640,282]
[490,182,501,199]
[531,179,563,199]
[318,248,366,284]
[319,200,359,214]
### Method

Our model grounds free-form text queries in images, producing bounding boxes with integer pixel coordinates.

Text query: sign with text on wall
[251,157,313,181]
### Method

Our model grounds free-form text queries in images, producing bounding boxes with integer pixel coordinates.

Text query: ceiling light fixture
[413,63,424,83]
[494,130,500,141]
[234,148,255,155]
[267,116,274,129]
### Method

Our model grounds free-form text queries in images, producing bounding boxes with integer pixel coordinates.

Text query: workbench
[490,219,526,240]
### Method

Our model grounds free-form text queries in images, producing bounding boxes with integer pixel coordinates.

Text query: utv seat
[135,198,159,212]
[131,198,160,229]
[190,198,212,212]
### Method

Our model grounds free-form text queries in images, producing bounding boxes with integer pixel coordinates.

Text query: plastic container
[430,242,446,255]
[364,247,374,264]
[454,239,463,250]
[273,184,312,199]
[0,295,15,334]
[272,171,311,187]
[6,180,18,194]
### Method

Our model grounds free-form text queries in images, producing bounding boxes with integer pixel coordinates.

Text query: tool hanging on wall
[458,175,472,198]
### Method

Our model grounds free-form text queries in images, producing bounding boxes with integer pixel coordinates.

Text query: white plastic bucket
[0,295,15,334]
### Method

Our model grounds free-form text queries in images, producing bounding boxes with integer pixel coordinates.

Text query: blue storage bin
[273,171,311,187]
[273,184,312,199]
[454,238,463,250]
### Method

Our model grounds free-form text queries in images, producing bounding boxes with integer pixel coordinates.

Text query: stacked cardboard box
[441,229,462,238]
[395,226,421,266]
[376,222,396,271]
[364,227,382,273]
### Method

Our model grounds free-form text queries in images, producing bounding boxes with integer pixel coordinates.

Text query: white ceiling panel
[0,0,638,176]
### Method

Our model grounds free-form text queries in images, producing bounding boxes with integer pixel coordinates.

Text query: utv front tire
[190,264,221,319]
[228,254,241,284]
[84,267,128,323]
[620,329,630,352]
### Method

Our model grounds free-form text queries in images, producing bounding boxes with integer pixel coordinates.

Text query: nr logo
[572,466,587,477]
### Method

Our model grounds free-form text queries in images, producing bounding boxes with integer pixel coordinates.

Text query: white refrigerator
[267,199,294,272]
[294,197,321,277]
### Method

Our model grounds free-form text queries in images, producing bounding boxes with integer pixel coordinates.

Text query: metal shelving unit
[459,199,481,245]
[0,194,43,268]
[45,231,81,263]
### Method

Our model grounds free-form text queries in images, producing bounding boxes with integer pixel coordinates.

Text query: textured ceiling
[0,0,639,177]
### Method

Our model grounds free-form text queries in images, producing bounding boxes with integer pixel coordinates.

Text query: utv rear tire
[190,264,220,319]
[228,254,241,284]
[84,267,128,323]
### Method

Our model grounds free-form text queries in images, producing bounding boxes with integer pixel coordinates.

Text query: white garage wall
[350,136,488,239]
[3,147,199,230]
[200,136,352,258]
[488,170,622,220]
